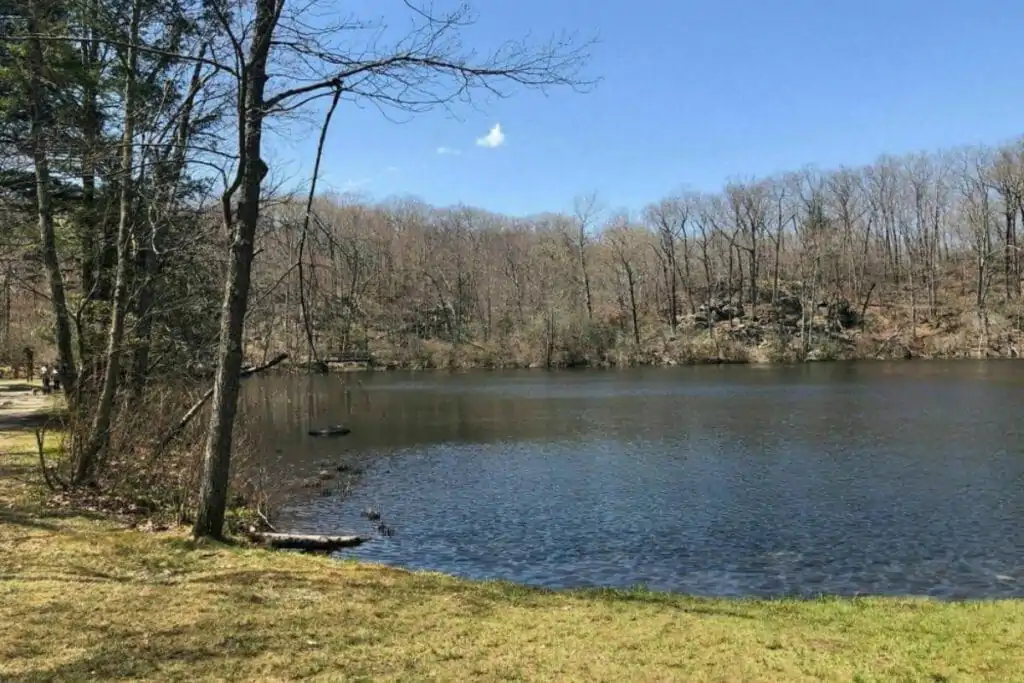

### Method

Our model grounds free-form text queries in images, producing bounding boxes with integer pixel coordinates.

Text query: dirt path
[0,381,61,431]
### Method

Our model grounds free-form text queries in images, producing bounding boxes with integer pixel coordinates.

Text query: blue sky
[265,0,1024,217]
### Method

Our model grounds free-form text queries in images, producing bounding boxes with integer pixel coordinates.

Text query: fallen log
[249,532,368,551]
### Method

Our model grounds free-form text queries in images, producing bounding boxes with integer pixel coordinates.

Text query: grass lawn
[2,429,1023,682]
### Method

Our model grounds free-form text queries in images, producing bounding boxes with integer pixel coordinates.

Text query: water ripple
[261,364,1024,598]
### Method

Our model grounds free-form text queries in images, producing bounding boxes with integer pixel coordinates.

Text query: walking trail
[0,381,61,432]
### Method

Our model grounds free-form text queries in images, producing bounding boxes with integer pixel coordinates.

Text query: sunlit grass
[2,427,1023,682]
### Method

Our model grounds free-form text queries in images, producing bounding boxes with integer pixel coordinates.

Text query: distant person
[23,347,34,381]
[51,367,61,392]
[41,366,51,393]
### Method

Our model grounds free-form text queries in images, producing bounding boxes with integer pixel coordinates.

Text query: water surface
[246,362,1024,598]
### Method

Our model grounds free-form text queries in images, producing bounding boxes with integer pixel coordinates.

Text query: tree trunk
[580,248,593,321]
[80,50,100,299]
[735,244,745,310]
[626,263,640,347]
[680,253,696,317]
[909,260,917,339]
[194,0,279,540]
[74,0,141,483]
[27,0,79,401]
[661,255,675,330]
[1005,204,1016,301]
[544,308,555,368]
[772,234,782,304]
[749,231,758,306]
[0,267,9,353]
[665,239,677,330]
[129,245,158,392]
[1014,195,1023,298]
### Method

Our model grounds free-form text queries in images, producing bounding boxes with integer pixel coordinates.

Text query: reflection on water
[245,362,1024,598]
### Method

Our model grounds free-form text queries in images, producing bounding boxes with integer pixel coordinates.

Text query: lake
[244,362,1024,598]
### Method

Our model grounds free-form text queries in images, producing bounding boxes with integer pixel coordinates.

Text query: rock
[308,425,351,437]
[831,298,860,328]
[318,470,334,481]
[771,295,803,322]
[719,302,745,319]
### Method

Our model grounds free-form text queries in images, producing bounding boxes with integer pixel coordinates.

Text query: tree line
[249,142,1024,369]
[0,0,592,538]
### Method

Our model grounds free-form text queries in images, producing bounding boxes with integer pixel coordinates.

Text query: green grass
[2,430,1024,681]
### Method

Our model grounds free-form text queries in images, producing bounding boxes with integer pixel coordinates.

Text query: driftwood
[308,424,350,437]
[249,532,367,551]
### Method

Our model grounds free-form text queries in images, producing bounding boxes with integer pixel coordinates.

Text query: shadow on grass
[2,570,140,587]
[0,509,61,531]
[14,622,251,683]
[189,556,764,621]
[192,568,347,589]
[563,586,757,619]
[0,412,63,431]
[0,382,38,392]
[184,563,509,619]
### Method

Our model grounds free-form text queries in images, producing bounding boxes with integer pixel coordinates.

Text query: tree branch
[153,353,289,456]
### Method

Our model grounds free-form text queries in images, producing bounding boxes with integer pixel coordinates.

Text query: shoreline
[280,350,1022,374]
[2,427,1023,680]
[3,414,1024,679]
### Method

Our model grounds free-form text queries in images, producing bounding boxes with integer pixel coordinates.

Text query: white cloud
[436,146,461,156]
[341,177,372,192]
[475,123,505,149]
[385,165,400,173]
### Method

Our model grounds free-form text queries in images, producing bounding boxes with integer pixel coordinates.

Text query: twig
[256,506,278,532]
[34,427,63,491]
[859,282,877,323]
[297,82,343,369]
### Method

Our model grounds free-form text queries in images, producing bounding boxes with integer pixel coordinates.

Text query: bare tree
[193,0,595,539]
[796,170,829,355]
[991,144,1023,300]
[958,148,997,356]
[568,192,601,320]
[727,180,770,307]
[826,167,867,300]
[606,218,646,347]
[644,195,694,328]
[767,175,797,305]
[693,194,723,348]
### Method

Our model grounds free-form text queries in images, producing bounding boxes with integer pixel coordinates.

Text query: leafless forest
[8,146,1024,376]
[1,0,1022,534]
[245,145,1024,369]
